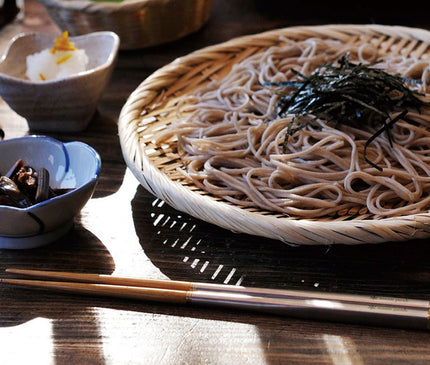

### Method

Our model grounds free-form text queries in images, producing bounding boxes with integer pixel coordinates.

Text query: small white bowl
[0,31,119,132]
[0,136,101,249]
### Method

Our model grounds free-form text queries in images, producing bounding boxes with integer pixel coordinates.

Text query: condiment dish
[0,136,101,249]
[0,31,119,132]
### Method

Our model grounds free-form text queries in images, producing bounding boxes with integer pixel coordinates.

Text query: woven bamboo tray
[118,24,430,245]
[38,0,212,50]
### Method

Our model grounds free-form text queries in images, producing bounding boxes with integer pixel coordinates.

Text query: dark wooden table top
[2,1,430,363]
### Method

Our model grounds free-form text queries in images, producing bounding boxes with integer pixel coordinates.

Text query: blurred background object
[0,0,21,27]
[37,0,212,50]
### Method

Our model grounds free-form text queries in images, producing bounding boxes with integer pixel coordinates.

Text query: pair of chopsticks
[1,268,429,330]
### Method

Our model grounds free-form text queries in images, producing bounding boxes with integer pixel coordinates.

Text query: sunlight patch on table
[79,168,152,275]
[323,334,364,365]
[94,307,269,364]
[0,318,54,364]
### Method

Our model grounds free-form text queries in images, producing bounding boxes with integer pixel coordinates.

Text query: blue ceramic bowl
[0,136,101,248]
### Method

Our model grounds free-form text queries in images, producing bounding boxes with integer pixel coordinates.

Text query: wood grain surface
[1,1,430,364]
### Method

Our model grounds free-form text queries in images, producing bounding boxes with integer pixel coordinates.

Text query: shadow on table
[130,184,430,362]
[131,185,430,298]
[0,222,115,363]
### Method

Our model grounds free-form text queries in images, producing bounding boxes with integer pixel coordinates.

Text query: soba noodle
[165,37,430,218]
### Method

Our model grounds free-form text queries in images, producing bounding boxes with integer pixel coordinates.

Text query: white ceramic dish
[0,136,101,249]
[0,31,119,132]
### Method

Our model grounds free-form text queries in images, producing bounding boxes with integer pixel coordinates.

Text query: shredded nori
[265,54,429,170]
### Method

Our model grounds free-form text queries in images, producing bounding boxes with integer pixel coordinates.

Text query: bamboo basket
[118,24,430,245]
[38,0,212,50]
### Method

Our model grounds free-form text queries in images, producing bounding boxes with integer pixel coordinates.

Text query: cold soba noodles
[163,37,430,219]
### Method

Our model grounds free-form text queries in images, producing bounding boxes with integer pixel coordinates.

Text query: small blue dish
[0,136,101,249]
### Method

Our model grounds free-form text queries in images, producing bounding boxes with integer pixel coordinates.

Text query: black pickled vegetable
[0,159,62,208]
[0,176,32,208]
[266,53,429,170]
[35,168,50,203]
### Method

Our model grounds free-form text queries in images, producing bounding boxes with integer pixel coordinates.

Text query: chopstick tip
[5,268,28,274]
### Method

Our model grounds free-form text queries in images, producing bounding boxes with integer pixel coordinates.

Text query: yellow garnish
[39,73,46,81]
[56,54,72,65]
[50,31,77,54]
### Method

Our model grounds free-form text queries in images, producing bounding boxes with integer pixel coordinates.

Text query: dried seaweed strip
[266,54,429,170]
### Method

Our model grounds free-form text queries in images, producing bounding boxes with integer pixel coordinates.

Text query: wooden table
[2,1,430,363]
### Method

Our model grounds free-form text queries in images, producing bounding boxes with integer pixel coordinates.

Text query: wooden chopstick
[2,268,430,330]
[1,277,189,303]
[4,268,429,309]
[5,268,192,291]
